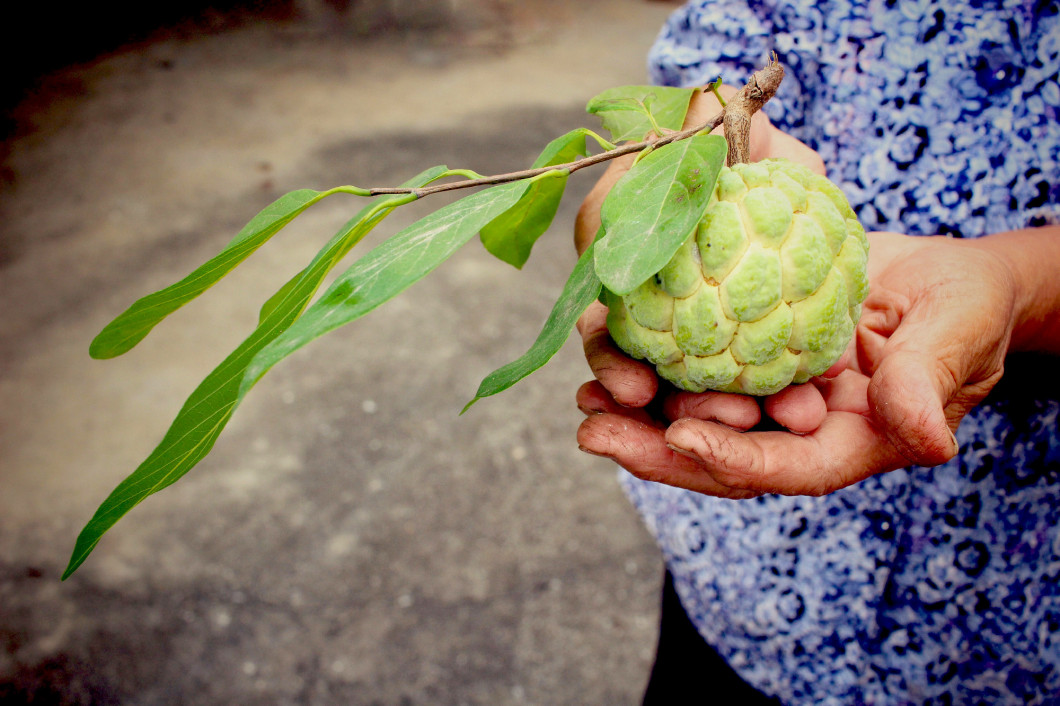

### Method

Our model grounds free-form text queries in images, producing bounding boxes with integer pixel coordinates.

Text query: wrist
[964,226,1060,353]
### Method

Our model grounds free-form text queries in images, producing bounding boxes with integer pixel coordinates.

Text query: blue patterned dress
[623,1,1060,703]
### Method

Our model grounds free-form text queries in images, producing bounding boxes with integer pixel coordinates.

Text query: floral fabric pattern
[623,1,1060,703]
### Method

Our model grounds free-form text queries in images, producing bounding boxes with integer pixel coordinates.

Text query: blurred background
[0,1,684,703]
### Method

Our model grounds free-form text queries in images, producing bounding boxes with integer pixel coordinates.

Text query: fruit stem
[721,55,784,166]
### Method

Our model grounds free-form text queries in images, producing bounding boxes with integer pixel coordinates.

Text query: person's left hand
[576,231,1019,497]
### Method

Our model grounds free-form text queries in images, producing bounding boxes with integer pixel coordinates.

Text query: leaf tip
[88,337,118,360]
[89,318,151,359]
[60,541,95,581]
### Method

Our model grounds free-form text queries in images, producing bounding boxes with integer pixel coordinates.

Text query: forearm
[966,225,1060,354]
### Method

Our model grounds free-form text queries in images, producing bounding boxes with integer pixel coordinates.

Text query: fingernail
[949,429,960,458]
[667,443,699,460]
[577,404,604,416]
[579,445,610,458]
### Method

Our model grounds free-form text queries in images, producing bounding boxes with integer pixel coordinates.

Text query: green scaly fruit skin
[604,158,869,396]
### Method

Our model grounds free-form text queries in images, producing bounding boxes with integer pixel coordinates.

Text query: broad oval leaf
[239,178,535,400]
[61,166,446,580]
[529,128,593,170]
[586,85,696,143]
[594,134,727,295]
[479,128,592,268]
[463,235,603,412]
[480,170,568,269]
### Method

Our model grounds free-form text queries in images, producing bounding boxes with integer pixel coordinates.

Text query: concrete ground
[0,1,685,704]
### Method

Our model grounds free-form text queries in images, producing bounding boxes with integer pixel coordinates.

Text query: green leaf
[594,134,727,296]
[586,85,696,142]
[479,128,592,268]
[61,167,445,580]
[529,128,594,170]
[238,178,536,401]
[256,184,407,326]
[462,236,602,413]
[258,270,303,325]
[90,188,344,359]
[479,170,568,268]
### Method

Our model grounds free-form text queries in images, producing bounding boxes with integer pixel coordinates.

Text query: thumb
[747,109,826,174]
[867,348,960,467]
[859,241,1014,468]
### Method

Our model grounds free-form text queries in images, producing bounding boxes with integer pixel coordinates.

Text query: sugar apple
[604,158,869,396]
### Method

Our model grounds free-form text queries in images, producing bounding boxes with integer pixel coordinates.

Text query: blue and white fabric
[622,1,1060,703]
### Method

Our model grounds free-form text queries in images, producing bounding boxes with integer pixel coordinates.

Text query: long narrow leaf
[256,184,418,326]
[89,187,367,359]
[62,167,445,580]
[238,178,535,400]
[258,269,304,325]
[462,238,602,413]
[594,134,726,295]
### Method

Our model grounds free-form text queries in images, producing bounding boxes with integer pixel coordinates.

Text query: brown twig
[723,55,784,165]
[366,59,785,198]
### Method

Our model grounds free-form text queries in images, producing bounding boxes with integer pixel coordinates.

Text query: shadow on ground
[0,1,684,703]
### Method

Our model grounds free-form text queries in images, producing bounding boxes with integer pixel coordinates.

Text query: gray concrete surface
[0,1,684,703]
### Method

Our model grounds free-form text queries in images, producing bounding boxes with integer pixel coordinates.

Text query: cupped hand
[574,84,833,441]
[578,231,1019,496]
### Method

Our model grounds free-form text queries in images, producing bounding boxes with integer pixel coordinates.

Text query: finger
[819,344,854,378]
[762,384,827,434]
[575,156,633,255]
[576,380,665,429]
[688,84,775,142]
[684,84,730,127]
[739,104,825,173]
[665,413,907,496]
[577,413,760,498]
[662,390,761,431]
[578,302,658,408]
[752,125,827,174]
[575,299,609,338]
[856,296,904,374]
[812,369,871,415]
[867,350,961,467]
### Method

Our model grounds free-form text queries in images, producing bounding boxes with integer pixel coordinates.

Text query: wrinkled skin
[574,88,1059,499]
